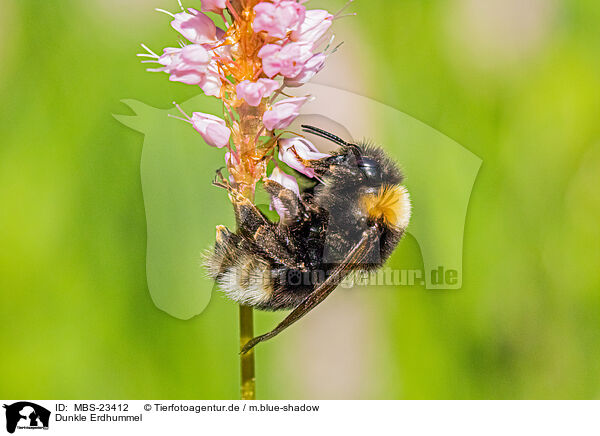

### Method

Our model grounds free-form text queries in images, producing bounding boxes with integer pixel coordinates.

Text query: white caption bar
[1,400,598,436]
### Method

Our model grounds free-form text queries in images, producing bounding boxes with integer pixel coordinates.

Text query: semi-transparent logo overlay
[114,84,481,320]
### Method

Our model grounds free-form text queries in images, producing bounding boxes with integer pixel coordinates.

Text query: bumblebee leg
[211,167,230,190]
[211,167,271,232]
[263,179,301,223]
[205,224,241,278]
[252,225,304,270]
[215,224,232,244]
[286,145,330,179]
[288,145,324,170]
[234,196,271,234]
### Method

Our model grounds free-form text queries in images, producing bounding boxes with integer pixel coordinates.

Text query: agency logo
[3,402,50,434]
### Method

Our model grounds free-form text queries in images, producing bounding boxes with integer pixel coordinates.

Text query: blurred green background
[1,0,599,399]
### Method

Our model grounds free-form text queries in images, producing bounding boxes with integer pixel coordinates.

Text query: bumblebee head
[301,125,411,232]
[332,143,404,186]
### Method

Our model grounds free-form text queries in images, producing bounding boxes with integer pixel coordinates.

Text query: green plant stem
[239,304,256,399]
[235,100,262,401]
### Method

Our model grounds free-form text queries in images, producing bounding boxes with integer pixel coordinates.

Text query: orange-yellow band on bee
[361,184,411,229]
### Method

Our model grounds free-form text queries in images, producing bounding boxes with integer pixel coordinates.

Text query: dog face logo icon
[3,402,50,433]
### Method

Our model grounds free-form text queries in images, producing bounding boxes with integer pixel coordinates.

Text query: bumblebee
[205,125,411,353]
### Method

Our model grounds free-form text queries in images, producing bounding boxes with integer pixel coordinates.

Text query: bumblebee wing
[240,227,378,354]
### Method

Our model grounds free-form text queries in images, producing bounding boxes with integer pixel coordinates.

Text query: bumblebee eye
[357,216,368,227]
[358,157,380,179]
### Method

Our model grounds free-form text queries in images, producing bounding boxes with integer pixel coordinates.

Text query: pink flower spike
[224,151,239,183]
[267,166,300,197]
[263,97,308,131]
[190,112,231,148]
[291,9,333,46]
[225,151,239,166]
[236,79,280,106]
[258,43,312,78]
[155,45,212,85]
[198,64,223,97]
[157,47,182,70]
[171,8,217,44]
[180,44,211,65]
[284,52,327,87]
[169,70,206,85]
[265,167,300,220]
[253,1,306,39]
[201,0,227,14]
[278,137,330,178]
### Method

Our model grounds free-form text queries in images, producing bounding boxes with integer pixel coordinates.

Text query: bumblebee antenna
[301,125,366,169]
[301,125,348,146]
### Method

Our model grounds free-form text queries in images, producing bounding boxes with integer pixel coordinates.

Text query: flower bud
[191,112,231,148]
